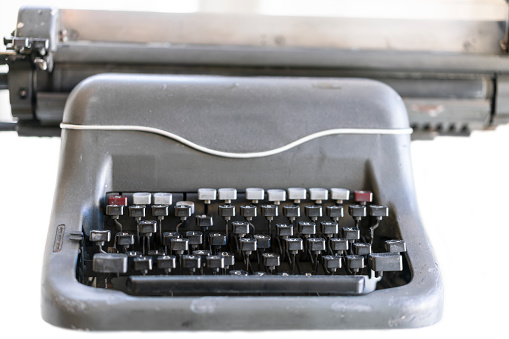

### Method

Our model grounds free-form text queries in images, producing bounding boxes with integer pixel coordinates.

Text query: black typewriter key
[175,204,192,218]
[182,254,201,273]
[321,221,339,236]
[276,223,293,237]
[196,215,213,228]
[93,253,128,274]
[90,230,111,253]
[348,205,367,218]
[385,239,407,253]
[209,233,227,247]
[308,238,326,252]
[298,221,316,236]
[158,255,176,274]
[186,231,203,246]
[116,232,135,251]
[368,253,403,277]
[106,205,123,217]
[262,253,280,273]
[326,205,344,220]
[221,252,235,269]
[261,204,278,218]
[206,255,224,273]
[133,256,152,275]
[139,220,157,235]
[346,254,365,274]
[342,227,360,242]
[218,205,235,217]
[253,234,271,249]
[305,205,323,220]
[283,205,300,218]
[322,255,342,273]
[170,238,189,255]
[353,242,371,256]
[151,204,169,217]
[330,238,349,255]
[369,205,389,243]
[285,238,304,252]
[128,205,145,218]
[240,205,257,218]
[232,221,250,235]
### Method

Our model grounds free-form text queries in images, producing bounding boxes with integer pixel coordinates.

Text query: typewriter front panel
[41,74,442,330]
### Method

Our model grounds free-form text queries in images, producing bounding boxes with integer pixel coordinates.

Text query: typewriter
[1,3,509,331]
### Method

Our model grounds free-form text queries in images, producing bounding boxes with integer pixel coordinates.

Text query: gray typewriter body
[41,74,442,330]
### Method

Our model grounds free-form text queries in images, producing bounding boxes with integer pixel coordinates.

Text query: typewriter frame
[41,74,442,330]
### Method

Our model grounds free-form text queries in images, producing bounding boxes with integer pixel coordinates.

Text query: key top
[93,253,128,274]
[354,190,373,204]
[385,240,407,253]
[309,188,328,204]
[288,187,306,204]
[245,188,264,204]
[153,192,172,205]
[330,188,350,204]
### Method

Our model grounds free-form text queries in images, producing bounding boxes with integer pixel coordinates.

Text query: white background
[1,0,509,337]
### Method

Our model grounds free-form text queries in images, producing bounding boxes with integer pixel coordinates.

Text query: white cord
[60,123,412,159]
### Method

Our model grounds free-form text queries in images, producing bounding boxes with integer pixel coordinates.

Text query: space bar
[127,275,366,296]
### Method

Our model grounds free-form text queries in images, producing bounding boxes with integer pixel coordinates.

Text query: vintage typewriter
[1,3,509,330]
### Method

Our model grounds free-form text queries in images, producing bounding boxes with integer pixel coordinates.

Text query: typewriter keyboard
[77,188,409,296]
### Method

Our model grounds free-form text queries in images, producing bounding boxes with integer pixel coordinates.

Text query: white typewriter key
[331,188,350,204]
[218,188,237,203]
[153,192,172,205]
[309,188,328,204]
[288,187,306,203]
[133,192,151,205]
[245,188,264,203]
[267,189,286,205]
[198,188,217,204]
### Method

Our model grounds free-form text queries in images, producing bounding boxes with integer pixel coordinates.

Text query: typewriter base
[41,74,442,330]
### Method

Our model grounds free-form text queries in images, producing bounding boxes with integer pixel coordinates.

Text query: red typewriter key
[354,190,373,204]
[108,195,127,206]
